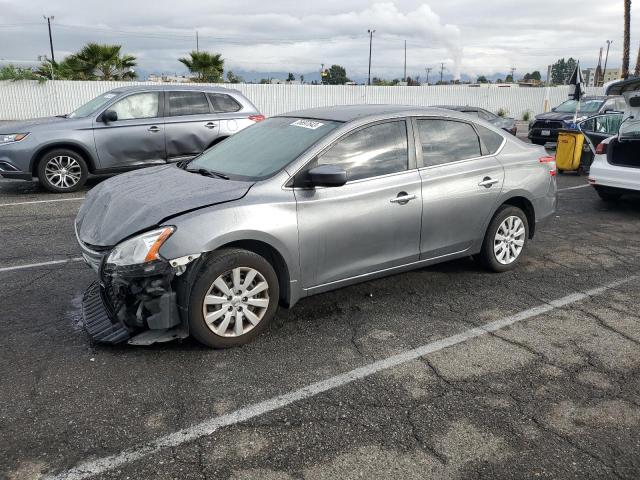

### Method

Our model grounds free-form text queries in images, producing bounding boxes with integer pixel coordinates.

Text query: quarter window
[110,92,159,120]
[475,125,505,154]
[168,91,210,116]
[208,93,242,113]
[318,121,408,181]
[417,119,482,166]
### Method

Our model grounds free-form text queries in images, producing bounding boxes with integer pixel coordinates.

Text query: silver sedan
[75,105,558,348]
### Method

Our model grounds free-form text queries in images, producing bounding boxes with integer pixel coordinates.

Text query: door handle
[148,126,160,133]
[204,122,217,129]
[478,177,499,188]
[390,193,417,204]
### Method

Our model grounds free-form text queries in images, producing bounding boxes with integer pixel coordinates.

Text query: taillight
[248,114,265,122]
[595,143,607,155]
[540,155,557,176]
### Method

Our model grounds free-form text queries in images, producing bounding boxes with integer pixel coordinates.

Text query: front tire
[479,205,529,273]
[188,249,279,348]
[37,149,88,193]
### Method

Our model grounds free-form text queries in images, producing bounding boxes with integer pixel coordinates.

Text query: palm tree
[635,41,640,77]
[178,51,224,83]
[41,43,137,80]
[622,0,631,79]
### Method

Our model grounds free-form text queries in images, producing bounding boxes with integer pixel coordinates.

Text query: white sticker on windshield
[103,93,116,99]
[290,119,324,130]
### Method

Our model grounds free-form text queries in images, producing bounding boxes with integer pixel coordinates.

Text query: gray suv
[75,105,557,348]
[0,85,262,192]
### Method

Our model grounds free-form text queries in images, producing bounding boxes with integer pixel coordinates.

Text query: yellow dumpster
[555,129,585,173]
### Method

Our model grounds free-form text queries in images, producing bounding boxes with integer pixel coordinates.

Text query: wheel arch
[30,142,97,175]
[498,195,536,239]
[204,239,292,308]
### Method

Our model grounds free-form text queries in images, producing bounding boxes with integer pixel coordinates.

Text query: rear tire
[595,186,623,202]
[188,248,279,348]
[37,149,88,193]
[479,205,529,273]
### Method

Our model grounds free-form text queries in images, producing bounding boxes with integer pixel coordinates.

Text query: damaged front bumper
[81,257,198,345]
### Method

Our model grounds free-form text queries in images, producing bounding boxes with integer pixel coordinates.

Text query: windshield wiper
[187,167,230,180]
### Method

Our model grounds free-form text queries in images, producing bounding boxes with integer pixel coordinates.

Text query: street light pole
[425,67,432,85]
[602,40,612,86]
[367,29,375,86]
[43,16,55,63]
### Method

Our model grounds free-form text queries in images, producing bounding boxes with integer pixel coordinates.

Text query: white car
[584,77,640,201]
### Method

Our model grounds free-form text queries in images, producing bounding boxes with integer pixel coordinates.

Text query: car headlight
[0,133,29,144]
[107,227,175,266]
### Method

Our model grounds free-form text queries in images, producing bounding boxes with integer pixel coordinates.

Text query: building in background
[147,74,192,83]
[601,68,622,84]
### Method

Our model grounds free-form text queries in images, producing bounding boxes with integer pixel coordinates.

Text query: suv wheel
[37,149,88,193]
[479,205,529,272]
[188,249,279,348]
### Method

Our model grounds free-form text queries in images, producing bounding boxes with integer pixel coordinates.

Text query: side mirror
[307,164,347,187]
[102,110,118,123]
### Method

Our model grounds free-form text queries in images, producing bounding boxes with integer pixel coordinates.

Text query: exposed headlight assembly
[107,227,175,266]
[0,133,29,144]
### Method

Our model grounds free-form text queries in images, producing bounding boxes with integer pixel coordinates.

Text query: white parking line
[0,257,84,273]
[0,197,85,207]
[558,184,590,192]
[43,275,637,480]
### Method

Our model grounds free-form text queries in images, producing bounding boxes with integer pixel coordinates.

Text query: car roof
[107,84,240,95]
[435,105,484,111]
[277,104,454,122]
[605,77,640,95]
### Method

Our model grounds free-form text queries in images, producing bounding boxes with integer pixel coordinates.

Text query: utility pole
[43,16,55,63]
[546,64,552,86]
[196,31,199,52]
[367,29,375,86]
[403,40,407,82]
[425,67,432,85]
[602,40,612,86]
[439,62,445,83]
[510,67,516,82]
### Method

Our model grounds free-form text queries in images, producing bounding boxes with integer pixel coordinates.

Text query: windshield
[68,91,121,118]
[555,99,603,114]
[188,117,342,180]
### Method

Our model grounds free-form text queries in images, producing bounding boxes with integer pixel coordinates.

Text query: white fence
[0,80,603,121]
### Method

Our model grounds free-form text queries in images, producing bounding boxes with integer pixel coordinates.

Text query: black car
[528,96,625,145]
[435,105,517,135]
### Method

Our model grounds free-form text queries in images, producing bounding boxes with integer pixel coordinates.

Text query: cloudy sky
[0,0,635,80]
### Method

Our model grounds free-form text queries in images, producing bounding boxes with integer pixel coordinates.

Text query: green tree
[47,43,137,80]
[505,74,514,83]
[551,58,577,85]
[300,74,304,83]
[287,72,295,82]
[326,65,350,85]
[0,65,43,81]
[226,70,243,83]
[259,78,271,84]
[178,51,224,83]
[476,75,489,83]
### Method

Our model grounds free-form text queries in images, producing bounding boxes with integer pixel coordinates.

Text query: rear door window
[416,119,482,166]
[168,91,210,116]
[208,93,242,113]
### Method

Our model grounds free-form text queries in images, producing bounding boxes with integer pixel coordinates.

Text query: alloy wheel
[44,156,82,189]
[494,215,526,265]
[201,267,270,337]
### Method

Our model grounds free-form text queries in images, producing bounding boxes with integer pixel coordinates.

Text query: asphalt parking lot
[1,170,640,480]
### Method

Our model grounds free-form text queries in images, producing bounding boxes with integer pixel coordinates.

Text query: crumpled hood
[76,165,253,247]
[0,116,71,131]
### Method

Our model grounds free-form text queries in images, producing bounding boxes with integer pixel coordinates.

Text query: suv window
[168,91,210,116]
[110,92,159,120]
[417,119,482,166]
[602,99,618,112]
[318,121,408,181]
[208,93,242,113]
[475,125,504,154]
[615,98,627,111]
